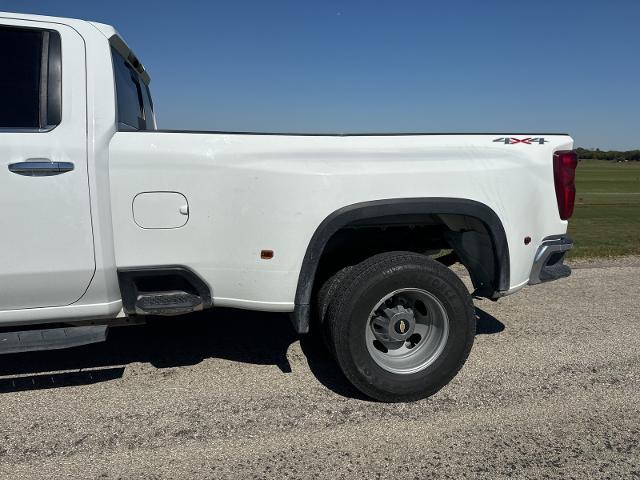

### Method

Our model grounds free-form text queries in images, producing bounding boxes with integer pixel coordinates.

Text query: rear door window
[0,25,61,129]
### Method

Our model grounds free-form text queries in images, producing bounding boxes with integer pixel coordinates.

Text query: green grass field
[567,160,640,258]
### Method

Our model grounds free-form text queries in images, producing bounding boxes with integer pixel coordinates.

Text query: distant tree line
[576,147,640,161]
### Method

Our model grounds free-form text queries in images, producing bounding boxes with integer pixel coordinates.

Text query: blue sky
[1,0,638,149]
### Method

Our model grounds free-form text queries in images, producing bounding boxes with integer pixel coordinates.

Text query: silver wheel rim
[365,288,450,375]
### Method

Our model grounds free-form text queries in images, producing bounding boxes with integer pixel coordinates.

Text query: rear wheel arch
[291,198,510,334]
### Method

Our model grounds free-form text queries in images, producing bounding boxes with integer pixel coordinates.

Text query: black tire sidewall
[333,260,474,401]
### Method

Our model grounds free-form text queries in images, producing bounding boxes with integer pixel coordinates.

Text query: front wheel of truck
[324,251,476,402]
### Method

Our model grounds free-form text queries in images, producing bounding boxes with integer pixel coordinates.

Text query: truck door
[0,20,95,310]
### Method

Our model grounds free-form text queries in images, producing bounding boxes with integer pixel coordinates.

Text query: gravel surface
[0,260,638,479]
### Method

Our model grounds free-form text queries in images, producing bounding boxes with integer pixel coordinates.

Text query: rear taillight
[553,150,578,220]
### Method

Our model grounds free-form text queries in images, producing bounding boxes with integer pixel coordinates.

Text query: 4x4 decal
[493,137,548,145]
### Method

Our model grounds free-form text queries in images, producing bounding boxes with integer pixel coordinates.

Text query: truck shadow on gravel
[0,307,504,397]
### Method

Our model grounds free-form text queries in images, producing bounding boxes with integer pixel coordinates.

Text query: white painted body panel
[0,12,123,325]
[0,17,94,310]
[0,11,573,325]
[109,132,573,311]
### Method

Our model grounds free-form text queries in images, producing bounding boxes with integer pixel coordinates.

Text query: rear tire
[324,251,475,402]
[315,266,352,352]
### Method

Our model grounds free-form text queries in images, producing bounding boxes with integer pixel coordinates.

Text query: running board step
[135,290,204,316]
[0,325,108,355]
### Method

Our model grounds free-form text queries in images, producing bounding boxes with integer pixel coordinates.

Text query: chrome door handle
[8,161,74,177]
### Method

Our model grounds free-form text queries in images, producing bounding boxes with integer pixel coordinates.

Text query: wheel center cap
[394,319,409,335]
[388,311,415,341]
[371,304,416,345]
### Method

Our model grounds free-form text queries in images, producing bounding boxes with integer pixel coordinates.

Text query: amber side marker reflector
[261,250,274,260]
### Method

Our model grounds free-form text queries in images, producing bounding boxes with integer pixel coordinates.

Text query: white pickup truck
[0,12,577,402]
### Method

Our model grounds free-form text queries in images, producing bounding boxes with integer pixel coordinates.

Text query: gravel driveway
[0,259,638,479]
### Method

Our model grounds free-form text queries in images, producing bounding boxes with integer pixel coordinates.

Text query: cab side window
[112,47,155,130]
[0,25,61,129]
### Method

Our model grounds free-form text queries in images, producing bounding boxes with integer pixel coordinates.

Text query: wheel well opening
[312,213,500,300]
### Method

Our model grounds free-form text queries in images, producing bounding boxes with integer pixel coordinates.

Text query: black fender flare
[290,198,510,334]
